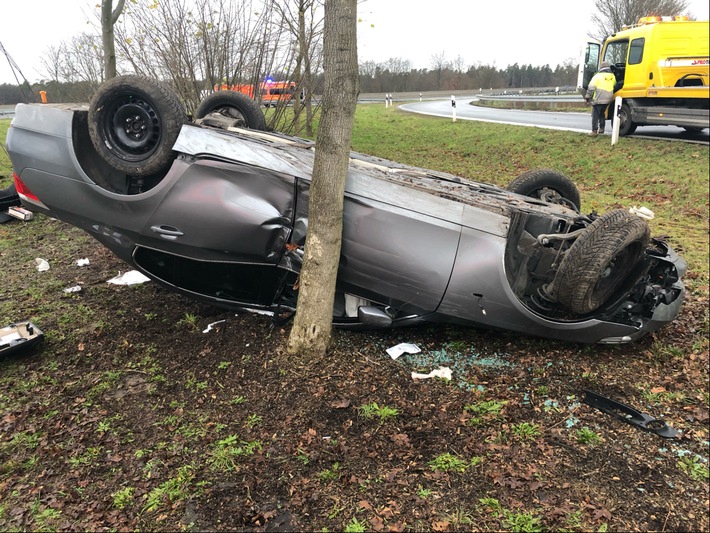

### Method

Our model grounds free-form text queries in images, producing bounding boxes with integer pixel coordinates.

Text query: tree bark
[101,0,125,80]
[286,0,358,357]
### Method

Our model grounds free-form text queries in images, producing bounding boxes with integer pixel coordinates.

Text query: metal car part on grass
[5,76,686,344]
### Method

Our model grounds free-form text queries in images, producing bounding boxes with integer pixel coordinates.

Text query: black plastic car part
[0,183,21,210]
[582,389,678,439]
[0,321,44,357]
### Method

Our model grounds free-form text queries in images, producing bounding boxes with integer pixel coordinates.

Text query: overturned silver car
[6,76,685,343]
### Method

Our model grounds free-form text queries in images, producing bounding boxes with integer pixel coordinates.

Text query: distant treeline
[0,62,578,105]
[358,61,578,94]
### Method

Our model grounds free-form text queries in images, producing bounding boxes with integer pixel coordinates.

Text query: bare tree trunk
[292,3,306,135]
[287,0,358,357]
[272,0,323,135]
[304,58,315,137]
[101,0,125,80]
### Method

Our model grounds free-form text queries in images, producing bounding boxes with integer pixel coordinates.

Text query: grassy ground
[0,120,10,184]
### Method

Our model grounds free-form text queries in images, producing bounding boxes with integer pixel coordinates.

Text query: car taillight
[13,173,40,202]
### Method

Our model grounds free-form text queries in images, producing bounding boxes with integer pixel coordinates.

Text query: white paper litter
[411,366,452,381]
[629,206,655,220]
[35,258,50,272]
[107,271,151,285]
[202,320,226,333]
[63,285,82,293]
[386,342,421,360]
[76,258,90,267]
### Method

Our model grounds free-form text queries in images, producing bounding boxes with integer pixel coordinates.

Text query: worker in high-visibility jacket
[584,61,616,136]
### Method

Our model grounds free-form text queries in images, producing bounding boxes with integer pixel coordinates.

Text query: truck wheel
[553,209,650,315]
[616,102,637,136]
[195,91,267,131]
[507,169,581,210]
[88,75,187,176]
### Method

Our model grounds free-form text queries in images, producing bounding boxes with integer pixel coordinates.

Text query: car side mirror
[357,306,393,328]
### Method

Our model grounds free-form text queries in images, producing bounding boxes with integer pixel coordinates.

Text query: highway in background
[399,96,710,144]
[3,97,709,144]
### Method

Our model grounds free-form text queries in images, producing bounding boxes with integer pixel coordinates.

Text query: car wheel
[616,102,637,136]
[88,75,188,176]
[195,91,267,131]
[553,209,650,315]
[507,169,581,210]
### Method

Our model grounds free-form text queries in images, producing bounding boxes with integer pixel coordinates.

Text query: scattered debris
[397,346,513,392]
[582,389,678,439]
[63,285,82,293]
[7,206,33,220]
[386,342,421,360]
[35,258,49,272]
[76,258,90,267]
[107,270,151,285]
[411,367,452,381]
[0,321,44,357]
[202,320,226,334]
[630,206,655,219]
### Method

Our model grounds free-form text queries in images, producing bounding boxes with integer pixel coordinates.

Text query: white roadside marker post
[611,96,622,145]
[451,95,456,122]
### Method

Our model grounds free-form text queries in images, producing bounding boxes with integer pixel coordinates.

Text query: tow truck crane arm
[0,41,36,103]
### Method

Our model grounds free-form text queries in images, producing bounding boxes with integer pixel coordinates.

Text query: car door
[134,158,296,306]
[288,166,463,317]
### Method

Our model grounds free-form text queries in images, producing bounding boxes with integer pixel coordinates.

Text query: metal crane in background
[0,40,36,103]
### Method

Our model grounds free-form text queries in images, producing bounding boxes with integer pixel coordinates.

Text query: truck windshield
[604,40,629,66]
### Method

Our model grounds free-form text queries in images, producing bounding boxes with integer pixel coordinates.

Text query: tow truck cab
[577,16,710,135]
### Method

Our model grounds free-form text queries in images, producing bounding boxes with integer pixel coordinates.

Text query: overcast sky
[1,0,709,85]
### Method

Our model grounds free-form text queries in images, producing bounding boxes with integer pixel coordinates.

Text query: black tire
[507,169,581,210]
[194,91,267,131]
[88,75,188,176]
[616,102,637,136]
[553,209,650,315]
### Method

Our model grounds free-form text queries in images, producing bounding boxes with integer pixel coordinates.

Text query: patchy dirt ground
[0,215,708,532]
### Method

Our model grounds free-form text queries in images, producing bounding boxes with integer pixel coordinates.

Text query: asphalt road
[399,96,710,144]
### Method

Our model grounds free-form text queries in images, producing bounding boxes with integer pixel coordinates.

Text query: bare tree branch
[590,0,690,39]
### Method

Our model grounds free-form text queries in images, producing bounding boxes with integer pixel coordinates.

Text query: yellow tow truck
[578,16,709,135]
